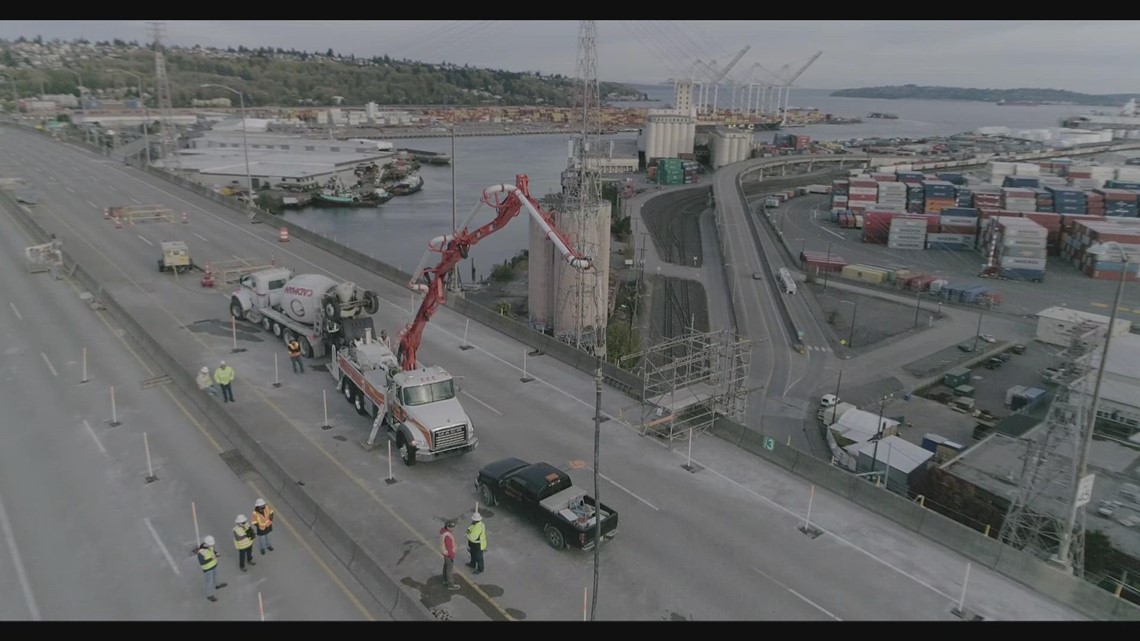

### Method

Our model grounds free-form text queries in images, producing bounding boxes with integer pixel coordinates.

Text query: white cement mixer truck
[228,268,380,358]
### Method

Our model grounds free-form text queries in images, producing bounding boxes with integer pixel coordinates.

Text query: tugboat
[311,176,391,207]
[867,112,899,119]
[389,172,424,196]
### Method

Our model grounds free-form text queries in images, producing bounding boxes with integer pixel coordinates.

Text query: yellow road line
[13,194,510,620]
[1089,302,1109,308]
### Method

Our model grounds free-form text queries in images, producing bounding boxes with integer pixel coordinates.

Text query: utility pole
[913,291,921,328]
[591,356,602,620]
[973,309,983,353]
[823,242,832,292]
[870,393,892,484]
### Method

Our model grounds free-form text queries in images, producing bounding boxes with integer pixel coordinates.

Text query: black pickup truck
[475,458,618,551]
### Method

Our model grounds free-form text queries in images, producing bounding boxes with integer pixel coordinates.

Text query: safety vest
[214,366,235,385]
[196,372,213,390]
[233,524,254,550]
[466,521,487,550]
[253,505,274,531]
[198,546,218,571]
[287,341,301,358]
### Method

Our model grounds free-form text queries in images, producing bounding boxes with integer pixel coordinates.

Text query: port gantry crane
[398,174,593,371]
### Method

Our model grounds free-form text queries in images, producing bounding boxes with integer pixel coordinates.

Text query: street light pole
[973,309,983,353]
[840,299,857,347]
[201,84,252,211]
[1056,243,1131,570]
[870,393,892,485]
[823,242,832,292]
[914,291,921,328]
[69,69,86,122]
[122,71,150,165]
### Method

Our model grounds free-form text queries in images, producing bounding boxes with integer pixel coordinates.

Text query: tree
[1084,529,1115,578]
[606,320,640,369]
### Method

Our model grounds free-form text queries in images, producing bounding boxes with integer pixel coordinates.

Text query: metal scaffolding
[999,320,1100,575]
[624,328,751,442]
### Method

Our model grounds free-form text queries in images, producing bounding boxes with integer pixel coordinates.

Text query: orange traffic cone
[200,263,215,288]
[103,208,110,220]
[114,215,123,229]
[182,211,188,224]
[278,226,289,242]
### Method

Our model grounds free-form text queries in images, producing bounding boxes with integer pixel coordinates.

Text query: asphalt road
[0,125,1088,620]
[0,197,385,620]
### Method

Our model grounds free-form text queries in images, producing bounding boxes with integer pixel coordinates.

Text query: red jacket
[439,527,456,560]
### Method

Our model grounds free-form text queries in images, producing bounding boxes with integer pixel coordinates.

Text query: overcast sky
[0,20,1136,94]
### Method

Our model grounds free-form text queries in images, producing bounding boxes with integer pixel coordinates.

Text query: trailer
[109,204,176,225]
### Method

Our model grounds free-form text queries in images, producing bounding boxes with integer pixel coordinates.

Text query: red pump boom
[397,174,592,371]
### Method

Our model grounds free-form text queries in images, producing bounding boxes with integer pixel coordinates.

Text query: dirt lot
[807,281,940,353]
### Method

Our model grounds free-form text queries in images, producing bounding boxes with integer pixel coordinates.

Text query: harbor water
[283,85,1098,274]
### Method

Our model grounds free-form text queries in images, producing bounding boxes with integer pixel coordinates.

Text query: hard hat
[255,498,266,507]
[235,514,247,524]
[471,513,482,522]
[380,329,387,335]
[445,519,457,528]
[200,366,209,374]
[220,360,227,366]
[204,535,215,546]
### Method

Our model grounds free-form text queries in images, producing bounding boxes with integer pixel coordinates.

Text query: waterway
[282,84,1101,275]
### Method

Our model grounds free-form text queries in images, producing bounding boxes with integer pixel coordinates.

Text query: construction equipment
[25,238,63,274]
[229,268,379,359]
[157,240,193,273]
[349,174,592,464]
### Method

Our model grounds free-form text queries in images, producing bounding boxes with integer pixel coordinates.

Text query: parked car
[1011,344,1027,355]
[985,357,1004,370]
[979,334,996,343]
[958,344,975,353]
[820,394,840,407]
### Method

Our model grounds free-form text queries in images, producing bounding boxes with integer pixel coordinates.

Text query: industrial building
[639,78,697,163]
[1035,306,1133,347]
[851,436,934,496]
[1075,333,1140,436]
[152,148,389,192]
[708,126,756,169]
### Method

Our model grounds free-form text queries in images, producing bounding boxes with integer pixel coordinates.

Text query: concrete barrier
[793,453,858,500]
[311,507,361,568]
[849,477,927,532]
[347,547,404,615]
[916,509,1003,567]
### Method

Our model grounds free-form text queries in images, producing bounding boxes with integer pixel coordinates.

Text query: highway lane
[0,125,1091,620]
[0,198,384,620]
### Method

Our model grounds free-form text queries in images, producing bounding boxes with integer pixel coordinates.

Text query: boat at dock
[389,172,424,196]
[867,112,899,119]
[311,176,392,207]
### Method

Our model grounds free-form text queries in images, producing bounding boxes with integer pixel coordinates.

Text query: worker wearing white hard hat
[214,361,236,403]
[196,366,218,397]
[233,514,256,571]
[197,535,228,601]
[465,512,487,574]
[253,498,276,555]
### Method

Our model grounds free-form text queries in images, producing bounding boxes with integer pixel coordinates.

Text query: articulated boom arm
[397,174,592,371]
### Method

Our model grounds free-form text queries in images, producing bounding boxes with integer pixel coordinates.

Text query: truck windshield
[402,380,456,406]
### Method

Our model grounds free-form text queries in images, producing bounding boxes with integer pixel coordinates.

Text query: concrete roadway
[0,196,384,620]
[0,125,1087,620]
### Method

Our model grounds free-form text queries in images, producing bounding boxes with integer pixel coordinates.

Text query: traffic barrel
[200,263,215,288]
[278,226,289,242]
[182,211,188,224]
[103,208,110,220]
[114,215,123,229]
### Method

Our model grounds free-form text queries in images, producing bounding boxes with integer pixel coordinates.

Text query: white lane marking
[599,472,658,511]
[82,419,107,455]
[0,487,41,620]
[461,390,501,416]
[137,235,153,246]
[130,198,141,205]
[86,200,97,209]
[144,517,181,576]
[193,232,209,242]
[40,352,58,377]
[65,185,74,193]
[752,565,842,620]
[9,302,22,321]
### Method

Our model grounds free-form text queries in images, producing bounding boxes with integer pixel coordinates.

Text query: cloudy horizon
[0,21,1135,95]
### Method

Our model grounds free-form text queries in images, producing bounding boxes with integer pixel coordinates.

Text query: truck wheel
[478,482,496,507]
[364,290,379,315]
[299,337,314,359]
[323,296,341,320]
[229,299,244,320]
[398,435,417,467]
[262,316,272,332]
[283,329,296,348]
[353,391,368,416]
[272,322,283,338]
[544,525,565,550]
[157,259,165,272]
[344,381,356,404]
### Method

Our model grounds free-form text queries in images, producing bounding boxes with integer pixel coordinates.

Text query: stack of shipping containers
[847,178,878,214]
[831,179,849,211]
[876,178,907,211]
[656,158,684,185]
[888,216,926,250]
[681,159,701,184]
[922,180,957,215]
[1033,187,1054,212]
[1094,188,1139,217]
[1001,187,1037,212]
[1047,186,1087,215]
[983,216,1048,281]
[1063,218,1140,281]
[927,207,978,250]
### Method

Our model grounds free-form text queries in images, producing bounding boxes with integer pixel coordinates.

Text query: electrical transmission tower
[148,22,182,173]
[999,321,1101,575]
[555,20,607,355]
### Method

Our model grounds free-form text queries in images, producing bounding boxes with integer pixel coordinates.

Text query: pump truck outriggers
[333,174,593,465]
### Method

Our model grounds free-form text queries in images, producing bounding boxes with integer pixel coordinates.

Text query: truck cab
[238,267,293,310]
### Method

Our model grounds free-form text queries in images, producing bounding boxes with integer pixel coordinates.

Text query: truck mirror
[454,375,465,392]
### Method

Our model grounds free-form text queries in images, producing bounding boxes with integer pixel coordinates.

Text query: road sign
[1076,474,1096,508]
[763,437,775,451]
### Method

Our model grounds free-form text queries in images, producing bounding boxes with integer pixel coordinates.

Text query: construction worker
[379,329,391,349]
[439,520,460,590]
[287,337,304,374]
[214,360,236,403]
[197,366,218,396]
[197,536,228,602]
[233,514,256,572]
[252,498,275,555]
[465,512,487,574]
